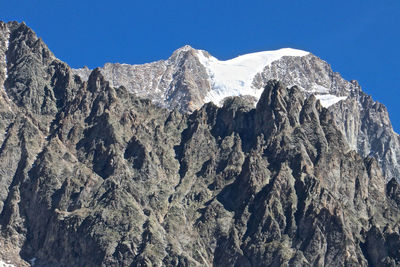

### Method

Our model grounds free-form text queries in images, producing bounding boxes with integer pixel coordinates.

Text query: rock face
[73,44,400,183]
[73,45,211,113]
[0,21,400,266]
[257,55,400,182]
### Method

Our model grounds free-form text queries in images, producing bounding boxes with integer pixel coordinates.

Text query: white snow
[310,84,330,93]
[197,48,310,105]
[0,260,15,267]
[2,29,10,87]
[314,94,347,108]
[2,44,8,82]
[196,47,348,108]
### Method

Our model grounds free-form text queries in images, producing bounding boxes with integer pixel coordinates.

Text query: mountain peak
[175,44,196,52]
[1,22,400,266]
[68,42,399,181]
[170,45,199,59]
[196,47,310,105]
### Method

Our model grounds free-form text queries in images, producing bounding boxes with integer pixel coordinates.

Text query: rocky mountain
[0,21,399,266]
[73,44,400,183]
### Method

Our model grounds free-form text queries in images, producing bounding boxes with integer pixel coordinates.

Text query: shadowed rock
[0,21,399,266]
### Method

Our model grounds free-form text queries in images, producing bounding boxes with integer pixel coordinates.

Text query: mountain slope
[0,21,400,266]
[73,44,400,182]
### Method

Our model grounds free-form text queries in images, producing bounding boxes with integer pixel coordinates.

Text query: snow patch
[314,94,347,108]
[197,48,310,105]
[71,66,91,82]
[2,29,10,85]
[0,260,15,267]
[4,39,8,79]
[310,84,329,93]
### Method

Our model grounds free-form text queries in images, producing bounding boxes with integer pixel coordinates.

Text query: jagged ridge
[72,43,400,182]
[0,21,399,266]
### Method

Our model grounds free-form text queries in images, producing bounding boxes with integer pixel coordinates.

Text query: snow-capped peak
[196,48,310,105]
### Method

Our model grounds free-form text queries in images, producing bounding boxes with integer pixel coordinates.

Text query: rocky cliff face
[73,44,400,183]
[257,55,400,182]
[0,21,400,266]
[73,45,211,113]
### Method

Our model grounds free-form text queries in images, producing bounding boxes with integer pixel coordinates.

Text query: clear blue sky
[2,0,399,131]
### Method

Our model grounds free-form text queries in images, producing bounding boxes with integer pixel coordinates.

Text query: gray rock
[257,55,400,181]
[73,46,400,182]
[0,21,399,267]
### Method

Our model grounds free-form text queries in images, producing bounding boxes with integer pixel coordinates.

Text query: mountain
[73,44,400,183]
[0,21,399,266]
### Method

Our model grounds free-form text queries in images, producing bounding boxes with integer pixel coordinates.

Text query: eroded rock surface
[73,43,400,183]
[0,21,399,266]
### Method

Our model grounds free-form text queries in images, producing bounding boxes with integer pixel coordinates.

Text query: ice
[197,48,310,105]
[196,45,346,109]
[314,94,347,107]
[0,260,15,267]
[311,84,330,93]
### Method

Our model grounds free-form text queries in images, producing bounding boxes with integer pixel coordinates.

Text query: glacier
[196,48,310,105]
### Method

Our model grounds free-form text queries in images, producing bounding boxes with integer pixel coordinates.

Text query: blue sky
[2,0,399,130]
